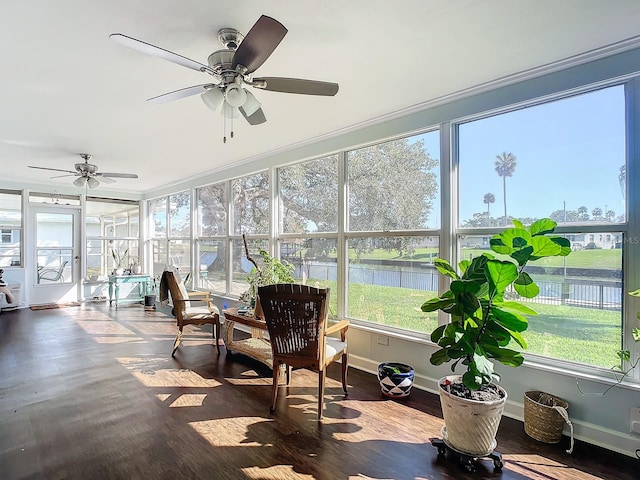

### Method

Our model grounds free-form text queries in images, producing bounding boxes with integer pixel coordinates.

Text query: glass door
[29,207,80,305]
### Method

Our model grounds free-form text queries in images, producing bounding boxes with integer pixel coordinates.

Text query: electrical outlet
[377,335,389,346]
[630,407,640,433]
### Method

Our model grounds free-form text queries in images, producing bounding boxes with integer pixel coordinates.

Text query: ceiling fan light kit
[110,15,338,142]
[29,154,139,189]
[201,87,224,111]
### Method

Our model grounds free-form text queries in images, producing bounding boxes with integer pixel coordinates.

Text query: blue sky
[457,85,626,223]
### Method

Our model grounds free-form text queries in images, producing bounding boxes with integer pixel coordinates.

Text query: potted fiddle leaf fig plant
[421,218,570,456]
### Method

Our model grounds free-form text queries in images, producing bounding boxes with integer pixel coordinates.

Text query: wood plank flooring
[0,304,637,479]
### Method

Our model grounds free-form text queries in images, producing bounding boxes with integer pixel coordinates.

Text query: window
[345,131,441,331]
[196,184,227,291]
[85,198,139,279]
[149,192,191,277]
[0,190,22,267]
[457,85,626,368]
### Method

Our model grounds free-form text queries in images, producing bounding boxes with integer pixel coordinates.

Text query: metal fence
[303,262,622,311]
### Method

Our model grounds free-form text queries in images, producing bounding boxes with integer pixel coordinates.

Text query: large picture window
[345,131,441,331]
[457,85,626,368]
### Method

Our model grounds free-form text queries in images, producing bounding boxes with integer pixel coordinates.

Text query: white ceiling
[2,0,640,195]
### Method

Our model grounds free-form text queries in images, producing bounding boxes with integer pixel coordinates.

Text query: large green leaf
[529,218,557,236]
[430,348,451,366]
[472,351,494,377]
[421,296,455,312]
[434,258,459,279]
[458,259,471,273]
[486,259,518,296]
[461,255,489,283]
[511,245,533,266]
[493,300,538,316]
[462,370,482,390]
[513,272,540,298]
[529,236,562,259]
[483,345,524,367]
[550,236,572,256]
[489,237,511,255]
[430,324,446,342]
[491,306,528,332]
[495,228,532,249]
[512,219,525,230]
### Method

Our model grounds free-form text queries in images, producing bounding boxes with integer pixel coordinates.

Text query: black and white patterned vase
[377,362,415,398]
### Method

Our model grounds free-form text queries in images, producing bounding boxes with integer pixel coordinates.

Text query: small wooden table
[222,308,273,369]
[108,274,150,309]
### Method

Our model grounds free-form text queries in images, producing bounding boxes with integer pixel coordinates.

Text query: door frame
[27,205,81,305]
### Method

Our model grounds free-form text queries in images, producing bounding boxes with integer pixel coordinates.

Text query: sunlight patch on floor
[168,393,207,407]
[242,465,313,479]
[189,417,271,447]
[117,356,222,388]
[505,454,589,479]
[92,336,146,344]
[76,320,136,335]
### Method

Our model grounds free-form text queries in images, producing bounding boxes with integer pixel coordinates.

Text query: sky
[457,85,626,223]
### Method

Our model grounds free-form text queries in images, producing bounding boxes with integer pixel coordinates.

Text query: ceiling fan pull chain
[223,104,227,143]
[230,111,234,139]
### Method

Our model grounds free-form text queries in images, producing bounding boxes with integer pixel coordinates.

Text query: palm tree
[483,193,495,226]
[494,152,517,226]
[619,165,626,200]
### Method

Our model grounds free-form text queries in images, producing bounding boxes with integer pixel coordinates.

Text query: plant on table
[239,234,296,308]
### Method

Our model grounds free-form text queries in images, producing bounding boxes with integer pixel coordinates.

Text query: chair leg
[285,365,292,386]
[341,352,349,395]
[270,362,281,412]
[213,321,221,354]
[318,368,326,420]
[171,328,183,357]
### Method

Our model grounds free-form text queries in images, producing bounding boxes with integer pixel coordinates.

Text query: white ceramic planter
[438,375,507,456]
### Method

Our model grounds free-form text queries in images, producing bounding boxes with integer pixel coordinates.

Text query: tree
[619,165,626,200]
[605,210,616,222]
[281,138,439,259]
[577,206,589,221]
[592,207,603,220]
[494,152,517,226]
[483,193,495,226]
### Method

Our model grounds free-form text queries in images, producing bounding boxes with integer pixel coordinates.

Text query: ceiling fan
[28,154,139,188]
[110,15,339,140]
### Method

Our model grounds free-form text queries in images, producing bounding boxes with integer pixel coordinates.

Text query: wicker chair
[258,283,349,420]
[162,270,221,357]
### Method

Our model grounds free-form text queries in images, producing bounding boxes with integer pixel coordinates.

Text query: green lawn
[310,280,622,369]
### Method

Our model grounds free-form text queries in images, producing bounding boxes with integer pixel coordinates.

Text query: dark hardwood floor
[0,304,637,479]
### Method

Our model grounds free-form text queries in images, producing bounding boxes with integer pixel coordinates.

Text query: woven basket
[524,390,569,444]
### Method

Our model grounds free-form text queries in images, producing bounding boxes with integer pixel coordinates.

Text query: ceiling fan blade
[110,33,209,73]
[148,84,214,104]
[28,165,77,174]
[253,77,339,96]
[239,106,266,125]
[49,173,79,179]
[98,173,139,179]
[97,176,116,184]
[232,15,287,74]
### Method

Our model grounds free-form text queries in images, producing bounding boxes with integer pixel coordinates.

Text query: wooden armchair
[258,283,349,420]
[161,270,221,357]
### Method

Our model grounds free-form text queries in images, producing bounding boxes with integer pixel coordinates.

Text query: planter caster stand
[431,438,503,473]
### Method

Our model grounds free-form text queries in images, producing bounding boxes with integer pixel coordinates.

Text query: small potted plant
[239,234,296,317]
[421,218,570,456]
[111,247,128,276]
[144,275,159,310]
